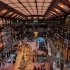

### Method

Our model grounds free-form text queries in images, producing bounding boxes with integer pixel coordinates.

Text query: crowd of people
[33,62,46,70]
[33,66,46,70]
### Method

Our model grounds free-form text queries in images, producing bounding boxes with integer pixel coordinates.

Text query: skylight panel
[38,11,41,15]
[45,0,52,2]
[20,8,26,11]
[14,8,21,11]
[34,11,37,13]
[37,3,43,6]
[37,7,42,10]
[1,9,8,14]
[22,3,30,6]
[42,9,46,11]
[25,11,30,14]
[30,12,34,15]
[15,3,22,7]
[8,4,17,8]
[22,12,28,15]
[26,7,32,10]
[43,7,48,10]
[43,3,50,6]
[38,10,42,12]
[20,0,27,2]
[42,12,45,15]
[29,10,33,12]
[36,0,44,2]
[31,7,37,10]
[9,0,18,3]
[28,0,35,2]
[0,0,11,4]
[29,3,36,6]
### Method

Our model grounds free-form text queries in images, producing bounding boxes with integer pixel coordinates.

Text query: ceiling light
[51,11,57,15]
[36,0,44,2]
[15,15,20,18]
[11,14,17,17]
[49,13,53,15]
[1,9,7,14]
[45,0,52,2]
[54,8,61,13]
[5,12,13,16]
[58,3,68,10]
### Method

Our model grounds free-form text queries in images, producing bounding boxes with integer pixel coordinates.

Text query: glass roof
[0,0,53,19]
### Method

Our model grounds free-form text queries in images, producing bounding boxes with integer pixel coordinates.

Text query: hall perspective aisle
[24,41,50,70]
[13,41,51,70]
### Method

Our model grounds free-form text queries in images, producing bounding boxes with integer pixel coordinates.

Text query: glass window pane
[44,3,50,6]
[26,7,32,10]
[22,3,30,6]
[37,3,43,6]
[8,4,16,7]
[37,7,42,10]
[20,0,27,2]
[36,0,44,2]
[28,0,35,2]
[45,0,52,2]
[0,0,11,4]
[29,3,36,6]
[9,0,18,3]
[15,3,22,7]
[31,7,36,10]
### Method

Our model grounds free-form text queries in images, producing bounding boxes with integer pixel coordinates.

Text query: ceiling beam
[27,0,34,19]
[44,0,57,17]
[56,6,68,15]
[61,0,70,7]
[0,1,26,17]
[18,0,32,15]
[35,0,38,19]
